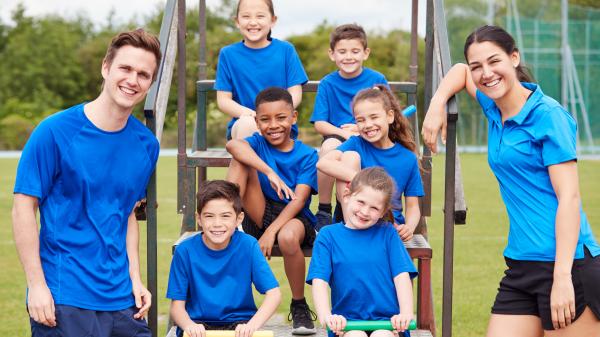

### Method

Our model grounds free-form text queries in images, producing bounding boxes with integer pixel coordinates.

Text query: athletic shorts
[176,321,248,337]
[491,247,600,330]
[30,305,150,337]
[322,134,347,144]
[242,198,316,248]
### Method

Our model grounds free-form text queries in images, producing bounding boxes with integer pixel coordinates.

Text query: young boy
[309,24,388,230]
[167,180,281,337]
[226,87,319,335]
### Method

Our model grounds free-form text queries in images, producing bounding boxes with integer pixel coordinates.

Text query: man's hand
[132,280,152,319]
[28,283,56,327]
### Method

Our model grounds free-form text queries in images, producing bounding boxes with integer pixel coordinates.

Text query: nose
[481,64,493,79]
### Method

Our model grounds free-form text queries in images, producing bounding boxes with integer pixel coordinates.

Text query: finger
[266,246,272,259]
[551,308,559,330]
[139,293,151,317]
[565,306,573,326]
[441,121,447,145]
[47,301,56,327]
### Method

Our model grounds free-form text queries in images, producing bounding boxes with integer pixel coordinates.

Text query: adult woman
[422,25,600,337]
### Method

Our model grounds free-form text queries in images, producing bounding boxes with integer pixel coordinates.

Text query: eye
[204,214,214,218]
[222,213,231,218]
[470,65,481,71]
[139,73,150,80]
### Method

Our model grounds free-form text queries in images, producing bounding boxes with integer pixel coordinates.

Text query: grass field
[1,154,598,336]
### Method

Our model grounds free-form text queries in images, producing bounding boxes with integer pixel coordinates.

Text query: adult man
[12,29,161,336]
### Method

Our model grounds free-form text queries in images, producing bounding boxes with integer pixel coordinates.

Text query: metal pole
[561,0,568,107]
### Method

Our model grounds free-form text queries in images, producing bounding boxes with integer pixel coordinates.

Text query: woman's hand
[421,98,447,154]
[550,274,576,329]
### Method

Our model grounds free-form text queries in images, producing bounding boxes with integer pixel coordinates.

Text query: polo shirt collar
[508,82,543,125]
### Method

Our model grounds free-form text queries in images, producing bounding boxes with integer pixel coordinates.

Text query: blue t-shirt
[310,68,388,128]
[166,231,278,325]
[307,222,417,337]
[245,132,318,225]
[337,136,424,224]
[477,83,600,261]
[215,39,308,139]
[13,103,159,310]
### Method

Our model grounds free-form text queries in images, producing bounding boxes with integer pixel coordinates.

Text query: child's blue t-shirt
[13,103,159,310]
[476,82,600,261]
[307,222,417,337]
[337,136,424,224]
[215,38,308,139]
[310,68,388,128]
[245,132,318,225]
[166,231,278,324]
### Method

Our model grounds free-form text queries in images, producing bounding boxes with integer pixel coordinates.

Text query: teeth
[120,87,136,95]
[485,79,500,87]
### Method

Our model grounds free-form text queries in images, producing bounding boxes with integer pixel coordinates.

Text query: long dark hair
[464,25,534,83]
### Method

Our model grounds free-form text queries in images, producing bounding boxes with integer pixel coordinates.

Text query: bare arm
[216,91,256,119]
[396,197,421,242]
[170,300,206,337]
[126,208,151,319]
[288,85,303,109]
[548,161,580,329]
[12,193,56,327]
[314,121,354,139]
[316,150,359,183]
[312,278,346,335]
[391,272,414,331]
[422,63,477,153]
[238,287,281,336]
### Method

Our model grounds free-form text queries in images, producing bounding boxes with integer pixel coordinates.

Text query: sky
[1,0,427,37]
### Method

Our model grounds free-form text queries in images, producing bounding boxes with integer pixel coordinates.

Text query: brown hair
[347,167,395,221]
[464,25,534,83]
[352,84,418,154]
[236,0,274,16]
[330,23,368,50]
[103,29,161,80]
[196,180,243,215]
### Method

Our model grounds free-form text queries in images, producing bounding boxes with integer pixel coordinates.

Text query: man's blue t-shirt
[337,136,424,224]
[307,222,417,337]
[245,132,318,225]
[13,103,159,310]
[310,68,388,128]
[166,231,278,324]
[477,82,600,261]
[215,39,308,139]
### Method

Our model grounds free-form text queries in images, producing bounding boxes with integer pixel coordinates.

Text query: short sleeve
[137,138,160,201]
[540,108,577,166]
[214,48,233,92]
[337,136,360,152]
[403,157,425,197]
[296,150,318,194]
[285,44,308,87]
[386,226,418,279]
[14,121,59,200]
[244,132,263,152]
[310,82,330,123]
[306,231,333,284]
[250,241,279,294]
[475,89,497,121]
[166,246,190,300]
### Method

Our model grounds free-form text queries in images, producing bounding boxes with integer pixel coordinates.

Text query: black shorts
[322,134,347,144]
[176,321,247,337]
[491,247,600,330]
[242,198,316,247]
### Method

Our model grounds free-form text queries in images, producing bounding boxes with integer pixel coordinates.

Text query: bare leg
[317,138,343,205]
[231,116,259,140]
[486,314,543,337]
[226,158,265,226]
[344,331,369,337]
[544,307,600,337]
[371,330,397,337]
[277,219,307,300]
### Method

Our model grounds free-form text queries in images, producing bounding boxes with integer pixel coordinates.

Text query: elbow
[270,287,282,306]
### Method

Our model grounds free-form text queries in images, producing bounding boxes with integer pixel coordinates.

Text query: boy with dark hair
[12,29,161,337]
[226,87,318,335]
[167,180,281,337]
[310,23,388,230]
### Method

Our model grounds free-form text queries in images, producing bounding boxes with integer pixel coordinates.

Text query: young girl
[317,85,423,241]
[422,25,600,337]
[215,0,308,140]
[307,167,417,337]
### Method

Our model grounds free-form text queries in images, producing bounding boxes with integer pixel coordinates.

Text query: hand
[266,171,295,200]
[550,274,576,329]
[240,110,256,118]
[340,124,358,133]
[391,313,414,332]
[258,228,277,259]
[184,322,206,337]
[394,223,415,242]
[324,314,346,335]
[132,280,152,319]
[421,100,447,154]
[235,322,259,337]
[27,283,56,327]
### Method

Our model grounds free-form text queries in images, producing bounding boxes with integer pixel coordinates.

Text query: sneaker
[288,298,317,335]
[315,210,332,232]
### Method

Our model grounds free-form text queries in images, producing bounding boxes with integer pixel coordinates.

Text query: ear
[511,50,520,68]
[271,15,278,25]
[363,47,371,60]
[341,186,352,203]
[386,109,395,124]
[101,60,110,80]
[236,211,245,227]
[195,212,202,231]
[328,49,336,62]
[291,109,298,124]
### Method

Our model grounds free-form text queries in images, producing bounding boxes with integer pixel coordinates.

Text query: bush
[0,114,36,150]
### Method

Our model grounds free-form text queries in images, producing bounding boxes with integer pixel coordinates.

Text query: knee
[277,227,301,254]
[340,151,360,169]
[319,139,342,157]
[232,117,258,139]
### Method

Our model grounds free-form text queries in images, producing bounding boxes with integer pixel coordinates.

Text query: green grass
[1,154,599,336]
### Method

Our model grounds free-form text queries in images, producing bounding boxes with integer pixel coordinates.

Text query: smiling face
[101,45,157,114]
[255,99,297,150]
[466,41,521,102]
[329,38,370,79]
[353,98,395,149]
[235,0,277,49]
[342,185,387,230]
[197,198,243,251]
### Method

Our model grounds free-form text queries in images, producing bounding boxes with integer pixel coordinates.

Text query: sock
[318,203,332,214]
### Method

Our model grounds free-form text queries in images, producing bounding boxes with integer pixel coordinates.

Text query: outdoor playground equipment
[327,320,418,333]
[184,331,274,337]
[139,0,468,336]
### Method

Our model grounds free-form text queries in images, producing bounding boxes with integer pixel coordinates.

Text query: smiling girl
[215,0,308,140]
[422,25,600,337]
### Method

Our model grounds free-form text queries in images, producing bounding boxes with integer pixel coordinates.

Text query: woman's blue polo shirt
[477,82,600,261]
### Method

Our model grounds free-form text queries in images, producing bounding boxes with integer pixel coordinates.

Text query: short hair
[254,87,294,111]
[103,29,162,80]
[330,24,368,50]
[196,180,243,215]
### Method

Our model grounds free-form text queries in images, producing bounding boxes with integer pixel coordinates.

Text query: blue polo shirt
[478,82,600,261]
